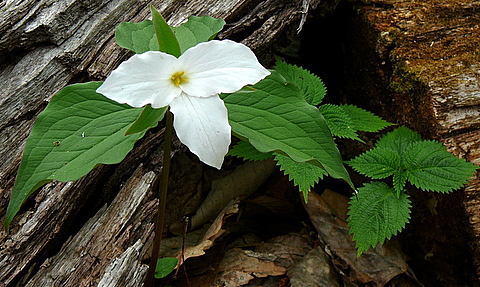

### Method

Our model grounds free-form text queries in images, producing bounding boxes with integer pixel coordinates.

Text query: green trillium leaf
[150,6,181,57]
[5,82,146,228]
[125,105,167,135]
[115,13,225,56]
[115,20,159,54]
[171,15,225,53]
[222,71,353,188]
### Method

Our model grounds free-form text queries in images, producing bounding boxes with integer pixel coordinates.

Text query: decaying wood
[3,0,479,285]
[25,167,157,286]
[320,0,480,284]
[0,0,329,286]
[97,240,148,287]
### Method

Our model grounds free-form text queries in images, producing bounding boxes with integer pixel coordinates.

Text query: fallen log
[0,0,329,285]
[300,0,480,285]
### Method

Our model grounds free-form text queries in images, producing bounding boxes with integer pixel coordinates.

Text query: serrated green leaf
[227,140,273,161]
[125,105,167,135]
[115,20,159,54]
[393,171,408,196]
[319,104,360,141]
[274,59,326,105]
[347,147,400,179]
[221,71,353,188]
[150,6,181,57]
[171,15,225,53]
[404,141,478,193]
[155,257,178,279]
[274,152,328,201]
[376,126,422,155]
[5,82,145,228]
[340,104,393,133]
[350,127,478,194]
[348,181,411,256]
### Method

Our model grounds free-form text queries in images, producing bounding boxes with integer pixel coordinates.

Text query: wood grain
[0,0,323,285]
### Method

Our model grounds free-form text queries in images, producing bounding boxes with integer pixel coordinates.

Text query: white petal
[97,51,182,108]
[178,40,270,97]
[169,94,231,169]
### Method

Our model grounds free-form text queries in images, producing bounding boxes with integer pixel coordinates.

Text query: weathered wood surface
[0,0,328,286]
[24,167,156,287]
[311,0,480,284]
[2,0,479,286]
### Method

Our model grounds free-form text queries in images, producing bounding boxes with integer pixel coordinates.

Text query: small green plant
[346,127,478,255]
[4,6,477,285]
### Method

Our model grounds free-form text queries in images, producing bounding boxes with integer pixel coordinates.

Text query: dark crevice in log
[297,1,479,285]
[220,1,277,42]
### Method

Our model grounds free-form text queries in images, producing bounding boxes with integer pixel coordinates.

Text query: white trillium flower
[97,39,270,169]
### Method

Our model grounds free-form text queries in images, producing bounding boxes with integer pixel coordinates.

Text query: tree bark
[2,0,479,286]
[0,0,329,286]
[302,0,479,285]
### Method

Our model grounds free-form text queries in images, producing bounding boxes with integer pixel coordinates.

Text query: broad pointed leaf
[171,15,225,53]
[150,6,181,57]
[221,71,353,187]
[115,20,159,54]
[6,82,145,228]
[115,15,225,56]
[125,105,167,135]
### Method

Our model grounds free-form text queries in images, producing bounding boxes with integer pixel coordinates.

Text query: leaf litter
[160,154,425,286]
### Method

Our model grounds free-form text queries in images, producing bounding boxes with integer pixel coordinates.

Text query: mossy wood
[315,0,479,284]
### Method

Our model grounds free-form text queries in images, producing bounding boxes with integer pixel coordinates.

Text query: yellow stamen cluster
[171,71,187,86]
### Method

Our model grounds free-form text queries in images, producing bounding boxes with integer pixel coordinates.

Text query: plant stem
[145,109,173,287]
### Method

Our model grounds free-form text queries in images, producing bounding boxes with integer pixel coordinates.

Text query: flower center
[171,71,187,86]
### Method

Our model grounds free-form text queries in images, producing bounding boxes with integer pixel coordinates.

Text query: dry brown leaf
[175,199,239,267]
[214,248,287,287]
[287,247,341,287]
[255,232,313,269]
[304,189,409,286]
[214,270,254,287]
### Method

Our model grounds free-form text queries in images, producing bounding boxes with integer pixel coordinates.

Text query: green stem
[145,109,173,287]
